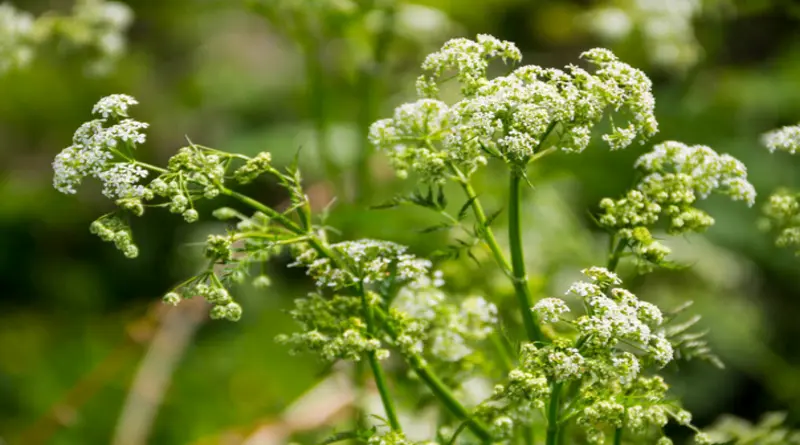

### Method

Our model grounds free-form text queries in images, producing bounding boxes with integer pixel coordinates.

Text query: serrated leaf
[485,208,504,228]
[417,222,454,234]
[467,249,481,266]
[370,197,406,210]
[318,431,365,445]
[458,196,479,221]
[478,140,501,158]
[436,186,447,210]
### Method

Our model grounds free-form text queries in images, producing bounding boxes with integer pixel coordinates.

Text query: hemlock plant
[52,35,772,444]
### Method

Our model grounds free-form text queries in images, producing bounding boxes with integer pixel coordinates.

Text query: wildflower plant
[53,35,762,444]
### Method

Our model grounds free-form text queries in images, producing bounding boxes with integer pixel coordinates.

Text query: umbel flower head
[52,94,150,198]
[598,141,755,266]
[478,267,690,443]
[370,35,658,182]
[762,123,800,155]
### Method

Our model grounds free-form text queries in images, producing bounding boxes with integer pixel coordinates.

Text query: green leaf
[318,429,371,445]
[458,196,479,221]
[370,196,406,210]
[484,208,504,228]
[417,222,454,234]
[437,185,448,210]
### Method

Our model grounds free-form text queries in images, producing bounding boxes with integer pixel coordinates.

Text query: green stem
[353,359,367,432]
[607,235,627,272]
[522,424,535,445]
[375,308,493,443]
[546,382,563,445]
[613,427,623,445]
[509,169,543,342]
[358,284,402,431]
[220,187,304,234]
[450,167,511,272]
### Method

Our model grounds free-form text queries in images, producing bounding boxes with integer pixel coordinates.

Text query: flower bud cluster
[762,127,800,255]
[576,375,696,444]
[233,152,274,184]
[163,274,242,321]
[762,190,800,253]
[598,141,755,265]
[89,216,138,258]
[371,36,658,182]
[368,430,436,445]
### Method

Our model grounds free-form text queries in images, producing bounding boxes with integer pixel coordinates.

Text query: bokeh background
[2,0,800,444]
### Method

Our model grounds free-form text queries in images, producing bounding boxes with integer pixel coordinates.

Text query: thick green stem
[358,284,402,431]
[375,308,493,443]
[613,427,623,445]
[220,187,304,234]
[546,382,563,445]
[509,169,543,342]
[449,163,542,343]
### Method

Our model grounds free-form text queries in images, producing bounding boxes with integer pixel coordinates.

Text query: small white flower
[533,297,570,324]
[92,94,139,118]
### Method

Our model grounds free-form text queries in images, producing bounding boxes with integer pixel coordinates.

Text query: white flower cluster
[582,0,703,71]
[599,141,755,265]
[370,36,658,182]
[53,95,150,199]
[635,141,756,207]
[0,0,132,75]
[290,239,432,289]
[416,34,522,98]
[69,0,134,74]
[762,123,800,155]
[391,288,498,363]
[532,297,570,324]
[568,267,672,366]
[0,3,35,73]
[479,267,681,441]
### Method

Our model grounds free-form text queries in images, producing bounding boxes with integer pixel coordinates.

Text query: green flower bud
[163,292,181,306]
[212,207,238,220]
[183,208,199,223]
[252,275,272,288]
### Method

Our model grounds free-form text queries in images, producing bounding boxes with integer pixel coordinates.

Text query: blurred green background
[2,0,800,444]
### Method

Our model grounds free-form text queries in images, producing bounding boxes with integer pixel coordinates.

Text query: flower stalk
[509,168,543,342]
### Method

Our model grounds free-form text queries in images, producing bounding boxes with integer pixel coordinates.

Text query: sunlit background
[1,0,800,444]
